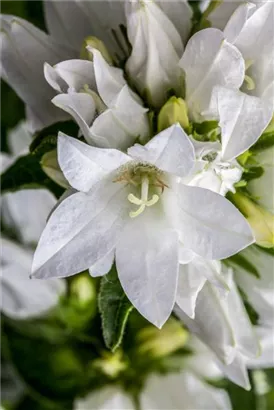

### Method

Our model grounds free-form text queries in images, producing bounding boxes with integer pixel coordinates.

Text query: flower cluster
[1,0,274,405]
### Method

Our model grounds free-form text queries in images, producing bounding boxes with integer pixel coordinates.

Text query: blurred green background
[0,0,274,410]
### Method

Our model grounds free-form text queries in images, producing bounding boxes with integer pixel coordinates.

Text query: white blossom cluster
[1,1,274,406]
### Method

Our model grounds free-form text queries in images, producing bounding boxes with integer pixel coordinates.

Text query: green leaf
[227,253,260,278]
[244,166,264,182]
[98,266,134,352]
[251,131,274,152]
[1,121,78,198]
[1,154,64,198]
[30,121,78,157]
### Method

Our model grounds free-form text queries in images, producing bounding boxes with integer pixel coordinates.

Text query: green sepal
[98,265,134,352]
[251,131,274,152]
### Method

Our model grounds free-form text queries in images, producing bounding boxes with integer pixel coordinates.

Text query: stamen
[128,176,160,218]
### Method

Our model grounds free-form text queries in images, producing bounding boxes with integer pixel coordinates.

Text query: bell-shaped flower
[233,245,274,328]
[0,15,72,130]
[125,0,184,107]
[248,146,274,214]
[32,124,254,328]
[175,268,261,390]
[76,334,231,410]
[186,86,272,196]
[45,49,149,150]
[1,122,57,245]
[223,2,274,102]
[176,252,229,319]
[1,238,66,320]
[179,28,245,122]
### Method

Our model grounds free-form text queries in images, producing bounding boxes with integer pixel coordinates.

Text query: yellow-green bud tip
[80,36,113,65]
[41,149,69,189]
[231,192,274,248]
[158,96,190,132]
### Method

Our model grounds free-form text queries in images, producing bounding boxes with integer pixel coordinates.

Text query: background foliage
[1,1,274,409]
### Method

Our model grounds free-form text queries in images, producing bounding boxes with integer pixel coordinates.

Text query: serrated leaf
[227,253,260,278]
[99,266,133,352]
[30,121,78,156]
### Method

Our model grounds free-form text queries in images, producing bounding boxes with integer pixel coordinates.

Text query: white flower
[125,0,185,107]
[75,337,232,410]
[45,49,149,150]
[248,146,274,214]
[175,262,274,390]
[1,238,65,320]
[179,28,245,123]
[1,122,57,245]
[32,124,254,328]
[223,1,274,102]
[185,85,272,196]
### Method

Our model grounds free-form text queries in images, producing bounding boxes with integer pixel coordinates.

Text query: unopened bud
[93,350,127,378]
[70,273,96,309]
[81,36,113,65]
[158,96,189,132]
[136,317,188,359]
[231,192,274,248]
[41,150,69,189]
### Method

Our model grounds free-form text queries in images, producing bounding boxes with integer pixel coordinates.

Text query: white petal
[176,263,206,318]
[7,120,32,157]
[234,245,274,327]
[76,387,134,410]
[191,257,229,293]
[176,183,254,259]
[91,48,125,107]
[212,87,272,161]
[43,0,99,51]
[180,28,245,121]
[57,133,130,192]
[208,1,243,30]
[89,250,115,278]
[141,371,232,410]
[1,189,56,246]
[223,269,260,359]
[0,15,71,128]
[47,60,96,92]
[44,62,68,93]
[52,93,96,142]
[32,182,128,279]
[224,3,256,44]
[1,239,66,319]
[175,282,236,365]
[217,353,251,391]
[116,209,179,328]
[128,124,195,178]
[89,108,148,150]
[73,0,127,57]
[126,0,183,107]
[157,0,193,44]
[179,246,195,264]
[248,326,274,369]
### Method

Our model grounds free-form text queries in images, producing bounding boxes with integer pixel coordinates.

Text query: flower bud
[136,317,188,359]
[41,149,69,188]
[231,192,274,248]
[248,146,274,214]
[158,96,190,132]
[81,36,113,65]
[92,350,127,379]
[70,274,97,309]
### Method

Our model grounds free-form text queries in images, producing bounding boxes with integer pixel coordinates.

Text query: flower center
[128,175,160,218]
[114,162,167,218]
